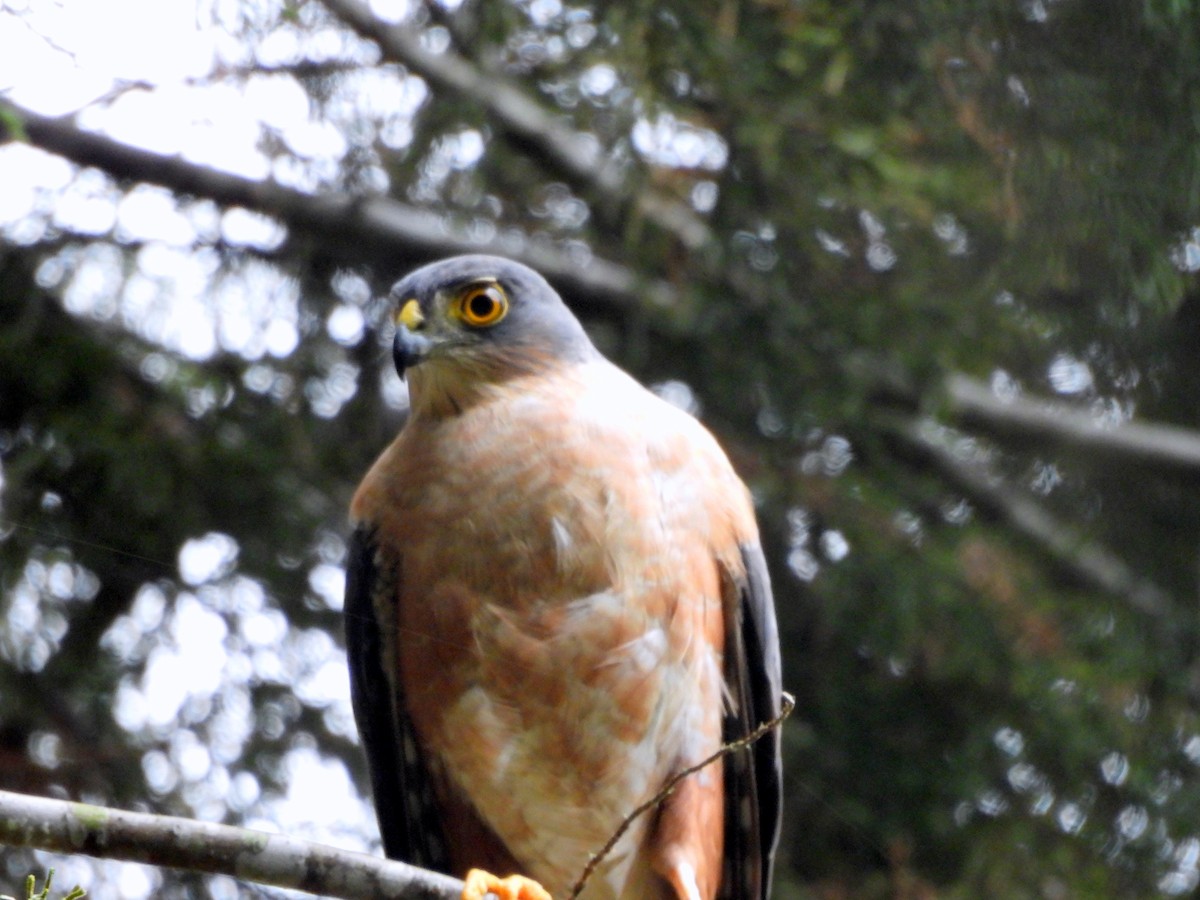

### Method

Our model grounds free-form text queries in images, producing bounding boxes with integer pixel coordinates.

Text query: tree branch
[318,0,713,251]
[860,358,1200,478]
[886,416,1172,620]
[0,99,679,316]
[940,374,1200,481]
[0,789,461,900]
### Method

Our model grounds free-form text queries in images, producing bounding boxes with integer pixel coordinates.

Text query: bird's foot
[462,868,552,900]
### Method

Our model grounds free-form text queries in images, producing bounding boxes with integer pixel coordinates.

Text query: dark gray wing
[721,541,784,900]
[344,525,450,869]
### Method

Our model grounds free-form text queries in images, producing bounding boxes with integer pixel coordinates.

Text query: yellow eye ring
[456,283,509,327]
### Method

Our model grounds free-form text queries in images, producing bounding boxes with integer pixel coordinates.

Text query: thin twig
[566,692,795,900]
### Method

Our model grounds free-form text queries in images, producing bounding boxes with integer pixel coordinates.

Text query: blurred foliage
[3,0,1200,896]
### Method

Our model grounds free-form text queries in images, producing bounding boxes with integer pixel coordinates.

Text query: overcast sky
[1,3,381,896]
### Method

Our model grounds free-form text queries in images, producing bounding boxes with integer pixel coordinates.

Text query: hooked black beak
[392,327,432,380]
[391,299,430,380]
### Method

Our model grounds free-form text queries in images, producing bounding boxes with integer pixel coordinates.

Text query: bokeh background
[3,0,1200,896]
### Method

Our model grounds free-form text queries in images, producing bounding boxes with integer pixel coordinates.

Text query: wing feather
[344,525,450,869]
[721,542,783,900]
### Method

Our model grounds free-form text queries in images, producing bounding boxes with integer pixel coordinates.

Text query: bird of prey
[344,255,782,900]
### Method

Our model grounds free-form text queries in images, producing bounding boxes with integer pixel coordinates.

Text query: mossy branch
[0,790,461,900]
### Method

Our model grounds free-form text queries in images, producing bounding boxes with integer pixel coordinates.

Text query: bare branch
[0,99,679,316]
[887,417,1172,619]
[319,0,713,250]
[941,374,1200,481]
[0,789,461,900]
[859,359,1200,478]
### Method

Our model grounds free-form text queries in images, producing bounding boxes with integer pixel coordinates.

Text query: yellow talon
[462,868,552,900]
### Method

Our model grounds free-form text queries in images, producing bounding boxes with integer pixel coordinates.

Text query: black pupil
[468,291,496,320]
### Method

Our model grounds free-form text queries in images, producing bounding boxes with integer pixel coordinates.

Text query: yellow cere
[396,299,424,330]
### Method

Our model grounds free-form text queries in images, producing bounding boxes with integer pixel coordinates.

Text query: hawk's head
[388,256,597,394]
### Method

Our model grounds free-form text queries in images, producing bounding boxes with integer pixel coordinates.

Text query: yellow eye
[457,283,509,327]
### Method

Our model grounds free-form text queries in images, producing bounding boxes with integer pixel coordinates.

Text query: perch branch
[0,789,461,900]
